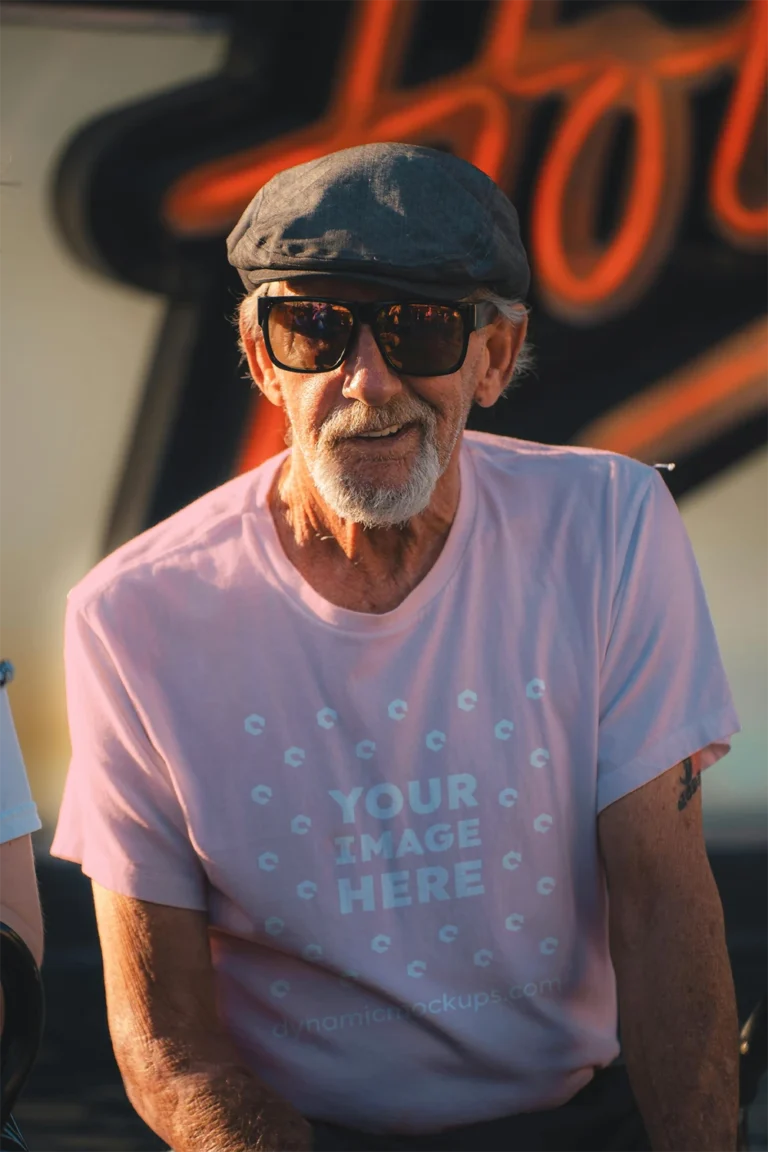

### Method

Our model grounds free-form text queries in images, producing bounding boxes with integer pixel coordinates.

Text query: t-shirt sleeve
[50,600,207,910]
[597,469,740,812]
[0,687,42,844]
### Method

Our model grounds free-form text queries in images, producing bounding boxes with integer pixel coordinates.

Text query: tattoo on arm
[677,756,701,811]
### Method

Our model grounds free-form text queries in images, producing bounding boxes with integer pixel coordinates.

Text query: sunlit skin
[239,277,527,613]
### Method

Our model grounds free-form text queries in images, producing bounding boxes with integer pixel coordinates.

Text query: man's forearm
[124,1056,312,1152]
[613,887,739,1151]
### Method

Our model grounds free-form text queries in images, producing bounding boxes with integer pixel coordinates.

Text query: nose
[341,324,404,407]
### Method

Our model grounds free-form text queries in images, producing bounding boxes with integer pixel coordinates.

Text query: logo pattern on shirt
[246,682,560,998]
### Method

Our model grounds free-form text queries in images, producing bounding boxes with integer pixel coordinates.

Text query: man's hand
[599,757,739,1151]
[92,884,312,1152]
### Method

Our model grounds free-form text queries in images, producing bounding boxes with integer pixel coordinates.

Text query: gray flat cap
[227,142,530,301]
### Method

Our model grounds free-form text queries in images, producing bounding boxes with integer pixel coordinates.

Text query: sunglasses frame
[256,296,498,377]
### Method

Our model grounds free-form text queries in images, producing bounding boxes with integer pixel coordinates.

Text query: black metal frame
[257,297,498,376]
[0,923,45,1142]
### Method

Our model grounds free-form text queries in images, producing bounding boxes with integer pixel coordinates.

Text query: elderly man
[52,144,740,1152]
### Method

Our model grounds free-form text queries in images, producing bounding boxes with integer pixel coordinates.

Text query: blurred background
[0,0,765,1148]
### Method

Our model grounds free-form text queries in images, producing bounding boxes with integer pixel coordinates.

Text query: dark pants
[311,1065,651,1152]
[165,1064,654,1147]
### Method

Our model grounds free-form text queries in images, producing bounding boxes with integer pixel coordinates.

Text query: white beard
[287,386,470,529]
[307,431,443,529]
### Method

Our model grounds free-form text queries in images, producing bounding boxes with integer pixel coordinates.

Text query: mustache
[320,398,437,445]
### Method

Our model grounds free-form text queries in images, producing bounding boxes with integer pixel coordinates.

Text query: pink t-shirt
[52,433,738,1132]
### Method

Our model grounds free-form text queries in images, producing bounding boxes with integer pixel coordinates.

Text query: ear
[238,307,284,409]
[473,311,529,408]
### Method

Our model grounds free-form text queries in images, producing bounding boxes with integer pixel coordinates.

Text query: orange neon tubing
[331,0,402,124]
[575,322,768,458]
[620,343,767,456]
[505,61,591,98]
[165,0,404,232]
[165,76,513,233]
[369,84,513,182]
[710,0,768,241]
[165,140,335,233]
[655,15,747,79]
[533,69,666,307]
[480,0,534,72]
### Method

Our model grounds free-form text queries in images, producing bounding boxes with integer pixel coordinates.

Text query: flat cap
[227,142,530,301]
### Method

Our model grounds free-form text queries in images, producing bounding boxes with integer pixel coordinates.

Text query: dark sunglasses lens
[375,304,465,375]
[268,301,354,370]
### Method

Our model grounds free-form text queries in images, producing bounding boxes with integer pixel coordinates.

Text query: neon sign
[157,0,767,473]
[164,0,767,325]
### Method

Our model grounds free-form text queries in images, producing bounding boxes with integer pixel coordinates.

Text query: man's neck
[268,448,462,614]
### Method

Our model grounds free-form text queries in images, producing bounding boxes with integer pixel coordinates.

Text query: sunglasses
[256,297,498,377]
